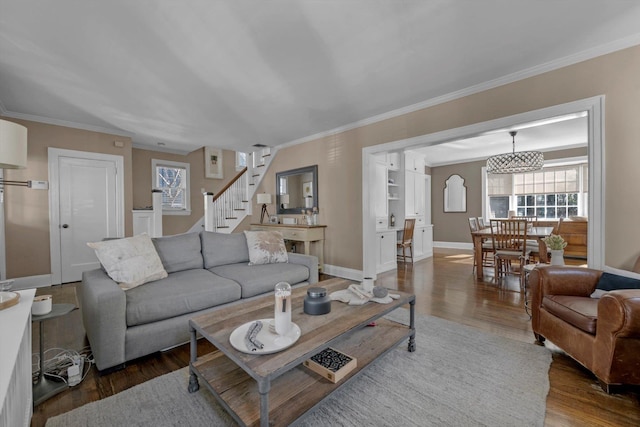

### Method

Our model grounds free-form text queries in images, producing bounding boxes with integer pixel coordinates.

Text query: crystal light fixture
[486,131,544,174]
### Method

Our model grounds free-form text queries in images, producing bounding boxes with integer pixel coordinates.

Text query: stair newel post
[204,191,215,232]
[151,188,163,237]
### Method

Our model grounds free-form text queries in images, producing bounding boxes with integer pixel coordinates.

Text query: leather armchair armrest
[598,290,640,338]
[531,266,602,333]
[533,266,602,298]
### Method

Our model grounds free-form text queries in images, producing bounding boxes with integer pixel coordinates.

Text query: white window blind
[513,165,581,195]
[487,174,513,196]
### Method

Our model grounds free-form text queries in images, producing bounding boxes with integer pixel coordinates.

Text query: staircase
[199,148,274,233]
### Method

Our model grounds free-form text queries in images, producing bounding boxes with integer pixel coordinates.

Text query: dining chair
[477,217,488,229]
[397,218,416,263]
[490,219,531,282]
[468,217,494,270]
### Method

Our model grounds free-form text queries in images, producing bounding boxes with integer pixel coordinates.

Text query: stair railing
[204,167,248,232]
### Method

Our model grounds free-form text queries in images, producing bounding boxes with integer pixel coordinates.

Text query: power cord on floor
[32,346,95,386]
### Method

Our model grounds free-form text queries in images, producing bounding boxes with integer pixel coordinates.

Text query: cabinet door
[374,162,388,218]
[405,171,416,216]
[413,227,425,257]
[379,231,396,266]
[414,172,425,217]
[387,152,400,170]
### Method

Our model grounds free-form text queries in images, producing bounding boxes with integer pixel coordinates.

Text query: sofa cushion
[125,269,241,326]
[210,262,309,298]
[87,233,168,290]
[244,230,288,265]
[542,295,598,334]
[152,232,203,273]
[201,231,249,268]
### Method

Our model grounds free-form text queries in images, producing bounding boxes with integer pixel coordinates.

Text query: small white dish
[229,318,301,355]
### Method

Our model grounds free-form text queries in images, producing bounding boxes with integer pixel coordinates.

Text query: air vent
[252,144,268,148]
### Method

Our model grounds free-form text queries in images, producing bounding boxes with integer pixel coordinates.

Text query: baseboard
[434,241,473,250]
[322,264,362,281]
[9,274,54,291]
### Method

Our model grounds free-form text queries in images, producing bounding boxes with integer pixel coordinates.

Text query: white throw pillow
[87,233,168,290]
[244,230,288,265]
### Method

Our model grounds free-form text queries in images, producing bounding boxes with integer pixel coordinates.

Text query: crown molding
[278,35,640,150]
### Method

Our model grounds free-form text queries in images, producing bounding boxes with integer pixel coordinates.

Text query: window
[152,159,190,215]
[486,161,587,219]
[236,152,247,170]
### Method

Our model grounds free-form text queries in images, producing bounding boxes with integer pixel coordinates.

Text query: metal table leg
[188,324,200,393]
[408,298,416,352]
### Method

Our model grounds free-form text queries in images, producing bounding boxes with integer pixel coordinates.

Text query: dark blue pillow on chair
[596,272,640,291]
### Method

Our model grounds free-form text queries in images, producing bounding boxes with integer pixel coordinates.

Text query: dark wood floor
[31,249,640,427]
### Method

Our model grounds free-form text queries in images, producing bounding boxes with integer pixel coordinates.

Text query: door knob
[62,224,69,229]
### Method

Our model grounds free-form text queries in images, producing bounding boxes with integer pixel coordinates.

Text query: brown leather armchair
[530,266,640,392]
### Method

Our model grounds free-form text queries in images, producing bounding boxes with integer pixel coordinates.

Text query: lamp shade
[257,193,272,204]
[0,119,27,169]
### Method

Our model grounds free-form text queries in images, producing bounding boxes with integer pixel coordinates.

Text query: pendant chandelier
[486,131,544,174]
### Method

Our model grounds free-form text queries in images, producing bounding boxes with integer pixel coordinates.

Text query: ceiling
[1,1,640,155]
[414,113,589,167]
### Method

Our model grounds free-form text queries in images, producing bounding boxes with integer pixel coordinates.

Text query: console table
[250,223,326,271]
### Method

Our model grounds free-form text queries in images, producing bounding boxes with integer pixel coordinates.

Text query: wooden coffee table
[187,277,416,427]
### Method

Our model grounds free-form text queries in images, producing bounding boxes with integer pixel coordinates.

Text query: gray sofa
[79,231,318,371]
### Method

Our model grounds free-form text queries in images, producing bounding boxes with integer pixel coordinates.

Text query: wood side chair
[397,218,416,263]
[490,219,531,283]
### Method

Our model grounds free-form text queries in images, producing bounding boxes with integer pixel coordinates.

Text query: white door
[50,149,124,284]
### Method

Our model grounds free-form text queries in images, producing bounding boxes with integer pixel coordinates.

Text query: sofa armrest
[287,253,319,284]
[78,269,127,371]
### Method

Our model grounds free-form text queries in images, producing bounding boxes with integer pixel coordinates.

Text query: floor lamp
[257,193,272,223]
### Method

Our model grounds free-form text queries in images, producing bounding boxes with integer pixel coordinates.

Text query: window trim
[151,159,191,215]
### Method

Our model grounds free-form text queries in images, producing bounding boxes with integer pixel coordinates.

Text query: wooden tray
[0,291,20,311]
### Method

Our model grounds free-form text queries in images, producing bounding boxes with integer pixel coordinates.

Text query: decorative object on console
[257,193,272,223]
[486,131,544,174]
[244,230,288,265]
[204,147,223,179]
[86,233,168,290]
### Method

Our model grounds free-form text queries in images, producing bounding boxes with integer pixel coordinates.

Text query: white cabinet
[387,152,400,170]
[374,161,388,223]
[413,225,434,260]
[405,170,425,219]
[376,231,397,273]
[405,151,425,172]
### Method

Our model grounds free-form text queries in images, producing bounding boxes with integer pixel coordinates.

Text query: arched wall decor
[444,174,466,212]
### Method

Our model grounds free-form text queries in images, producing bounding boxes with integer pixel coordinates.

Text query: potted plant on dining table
[543,234,568,266]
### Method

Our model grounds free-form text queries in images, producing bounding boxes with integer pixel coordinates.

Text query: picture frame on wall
[205,147,223,179]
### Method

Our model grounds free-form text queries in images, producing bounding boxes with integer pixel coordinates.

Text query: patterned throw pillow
[244,230,289,265]
[87,233,168,290]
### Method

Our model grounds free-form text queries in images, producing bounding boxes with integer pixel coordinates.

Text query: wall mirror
[276,165,318,214]
[444,174,467,212]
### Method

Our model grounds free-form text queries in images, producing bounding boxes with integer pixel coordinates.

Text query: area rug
[46,311,551,427]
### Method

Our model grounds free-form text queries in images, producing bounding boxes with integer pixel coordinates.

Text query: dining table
[471,226,556,280]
